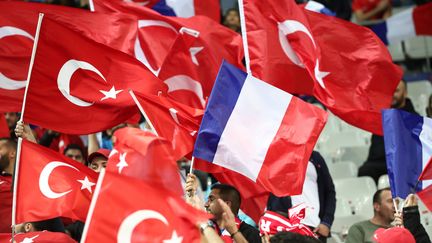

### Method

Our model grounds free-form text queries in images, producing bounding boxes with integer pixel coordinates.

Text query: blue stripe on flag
[370,22,389,45]
[383,109,423,198]
[193,61,248,162]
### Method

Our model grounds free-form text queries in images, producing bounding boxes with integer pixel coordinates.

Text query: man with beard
[0,138,17,232]
[358,80,418,183]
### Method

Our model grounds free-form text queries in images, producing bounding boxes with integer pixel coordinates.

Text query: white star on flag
[163,231,183,243]
[116,152,128,174]
[20,235,39,243]
[77,176,96,193]
[314,59,329,89]
[99,86,123,101]
[189,47,203,66]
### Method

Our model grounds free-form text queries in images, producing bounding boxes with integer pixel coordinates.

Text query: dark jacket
[267,151,336,228]
[403,206,431,243]
[239,222,261,243]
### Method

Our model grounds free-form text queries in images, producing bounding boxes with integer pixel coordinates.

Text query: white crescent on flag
[0,26,34,90]
[39,161,79,199]
[164,75,205,108]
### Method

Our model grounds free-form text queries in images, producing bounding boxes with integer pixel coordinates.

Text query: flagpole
[12,13,44,236]
[88,0,95,12]
[393,199,400,216]
[237,0,251,74]
[128,90,159,136]
[80,168,106,243]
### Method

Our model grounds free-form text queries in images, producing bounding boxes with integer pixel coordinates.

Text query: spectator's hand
[377,0,390,11]
[185,173,199,197]
[393,212,403,227]
[404,194,418,208]
[314,223,330,237]
[216,199,238,235]
[14,121,37,143]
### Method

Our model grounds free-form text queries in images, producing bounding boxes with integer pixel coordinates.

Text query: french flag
[382,109,432,199]
[370,2,432,45]
[304,0,336,16]
[193,61,327,196]
[152,0,220,22]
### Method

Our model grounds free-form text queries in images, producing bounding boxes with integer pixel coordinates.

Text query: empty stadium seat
[328,161,358,180]
[404,36,432,59]
[332,145,369,167]
[388,42,405,62]
[378,174,390,189]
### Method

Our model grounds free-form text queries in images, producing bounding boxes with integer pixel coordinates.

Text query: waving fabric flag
[15,140,98,224]
[106,127,183,196]
[151,0,220,22]
[132,91,203,159]
[382,109,432,199]
[243,0,402,135]
[370,2,432,45]
[0,2,137,113]
[23,15,166,134]
[81,171,210,243]
[193,61,327,196]
[92,0,243,77]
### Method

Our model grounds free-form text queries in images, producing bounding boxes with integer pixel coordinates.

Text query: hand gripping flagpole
[12,13,44,237]
[237,0,252,74]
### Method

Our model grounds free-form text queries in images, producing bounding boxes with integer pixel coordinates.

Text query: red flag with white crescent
[15,140,98,223]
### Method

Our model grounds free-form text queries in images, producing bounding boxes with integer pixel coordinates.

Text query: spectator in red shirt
[352,0,392,22]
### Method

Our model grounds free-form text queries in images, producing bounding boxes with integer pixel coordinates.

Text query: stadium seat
[355,196,374,219]
[404,36,432,59]
[335,198,354,218]
[328,161,358,180]
[388,42,405,62]
[377,174,390,189]
[332,145,369,167]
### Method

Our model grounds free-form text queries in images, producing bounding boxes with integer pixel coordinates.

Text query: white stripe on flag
[166,0,195,17]
[212,75,292,181]
[420,117,432,189]
[387,7,415,45]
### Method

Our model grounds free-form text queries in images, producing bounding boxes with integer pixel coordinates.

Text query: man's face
[4,113,19,129]
[392,81,407,108]
[375,190,396,223]
[204,189,224,219]
[64,149,84,163]
[89,156,107,172]
[0,141,11,172]
[225,10,240,28]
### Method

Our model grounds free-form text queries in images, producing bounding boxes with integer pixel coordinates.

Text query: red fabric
[107,127,183,196]
[82,171,210,243]
[13,231,77,243]
[419,157,432,181]
[373,227,415,243]
[257,96,327,196]
[417,184,432,212]
[0,1,137,113]
[133,91,203,160]
[23,15,166,135]
[0,176,12,233]
[16,140,98,224]
[0,233,11,243]
[158,31,219,109]
[259,206,317,238]
[413,2,432,36]
[194,0,221,23]
[0,115,9,138]
[352,0,388,20]
[92,0,243,76]
[244,0,402,135]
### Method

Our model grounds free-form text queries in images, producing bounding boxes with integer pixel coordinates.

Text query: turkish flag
[132,91,203,160]
[0,175,12,233]
[158,30,219,109]
[243,0,402,134]
[0,1,137,113]
[23,15,167,134]
[418,184,432,212]
[15,140,98,224]
[0,114,9,138]
[12,231,77,243]
[106,127,183,196]
[81,171,210,243]
[92,0,243,76]
[419,157,432,181]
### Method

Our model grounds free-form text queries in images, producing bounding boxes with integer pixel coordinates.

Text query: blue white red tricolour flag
[383,109,432,199]
[193,61,327,196]
[151,0,220,22]
[370,2,432,45]
[304,1,336,16]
